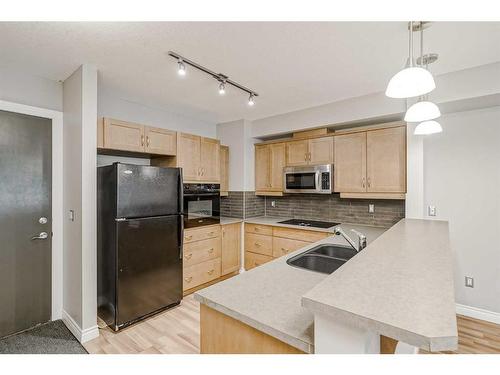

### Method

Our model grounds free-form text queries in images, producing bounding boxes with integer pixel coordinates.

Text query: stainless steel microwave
[283,164,333,194]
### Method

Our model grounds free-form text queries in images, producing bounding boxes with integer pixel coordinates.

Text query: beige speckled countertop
[219,217,243,225]
[302,218,457,352]
[194,221,386,353]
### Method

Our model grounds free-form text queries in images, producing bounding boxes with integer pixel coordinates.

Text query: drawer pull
[184,276,193,283]
[207,232,214,236]
[185,235,193,240]
[254,227,259,231]
[281,247,288,253]
[207,269,214,275]
[255,242,261,247]
[208,248,214,253]
[185,253,193,260]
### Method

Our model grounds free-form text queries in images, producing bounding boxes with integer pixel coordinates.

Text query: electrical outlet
[465,276,474,288]
[271,200,276,208]
[368,204,375,213]
[68,210,75,222]
[428,205,436,216]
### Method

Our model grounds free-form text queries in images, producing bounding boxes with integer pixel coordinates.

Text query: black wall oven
[183,183,220,228]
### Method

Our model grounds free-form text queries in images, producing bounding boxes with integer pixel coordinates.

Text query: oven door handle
[183,193,220,197]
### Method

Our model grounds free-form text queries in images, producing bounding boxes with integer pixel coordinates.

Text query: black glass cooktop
[277,219,339,229]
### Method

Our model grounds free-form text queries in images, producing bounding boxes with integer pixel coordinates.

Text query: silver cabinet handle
[31,232,48,240]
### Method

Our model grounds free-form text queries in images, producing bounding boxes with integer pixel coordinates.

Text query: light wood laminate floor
[84,296,500,354]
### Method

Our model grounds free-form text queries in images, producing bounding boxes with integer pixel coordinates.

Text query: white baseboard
[456,303,500,325]
[62,310,99,343]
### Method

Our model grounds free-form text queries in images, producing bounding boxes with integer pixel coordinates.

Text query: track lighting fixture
[168,51,258,106]
[177,59,186,76]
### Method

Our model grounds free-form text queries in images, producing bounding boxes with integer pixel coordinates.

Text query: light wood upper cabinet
[102,118,145,153]
[255,143,285,194]
[98,117,177,156]
[255,144,271,192]
[366,127,406,193]
[200,137,220,182]
[269,143,285,191]
[309,136,334,164]
[285,136,334,166]
[220,145,229,195]
[285,140,309,166]
[334,132,367,193]
[175,133,220,183]
[177,133,201,181]
[334,125,406,196]
[144,126,176,155]
[221,222,241,275]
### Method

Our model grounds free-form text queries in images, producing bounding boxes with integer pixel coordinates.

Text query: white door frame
[0,99,63,320]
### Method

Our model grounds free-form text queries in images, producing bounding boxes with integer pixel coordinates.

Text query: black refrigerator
[97,163,183,331]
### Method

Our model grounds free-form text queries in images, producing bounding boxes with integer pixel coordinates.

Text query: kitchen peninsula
[194,218,457,354]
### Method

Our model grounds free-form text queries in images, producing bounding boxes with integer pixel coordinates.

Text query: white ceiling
[1,22,499,123]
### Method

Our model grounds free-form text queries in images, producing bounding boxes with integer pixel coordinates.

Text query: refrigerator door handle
[179,215,184,260]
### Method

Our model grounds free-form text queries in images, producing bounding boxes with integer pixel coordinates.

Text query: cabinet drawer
[184,225,221,244]
[183,258,221,291]
[183,237,221,268]
[272,226,330,242]
[244,251,273,271]
[244,233,273,256]
[272,237,310,258]
[245,223,272,236]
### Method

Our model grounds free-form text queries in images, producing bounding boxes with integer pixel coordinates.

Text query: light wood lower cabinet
[183,237,221,268]
[184,258,221,291]
[183,223,241,293]
[244,251,273,271]
[272,237,310,258]
[221,223,241,275]
[244,223,331,271]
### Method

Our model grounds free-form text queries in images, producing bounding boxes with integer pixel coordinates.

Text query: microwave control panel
[321,172,330,190]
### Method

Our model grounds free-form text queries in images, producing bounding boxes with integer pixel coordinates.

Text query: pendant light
[414,120,443,135]
[385,22,436,98]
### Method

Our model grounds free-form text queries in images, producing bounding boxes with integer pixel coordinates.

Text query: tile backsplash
[265,194,404,227]
[220,191,265,219]
[221,191,405,227]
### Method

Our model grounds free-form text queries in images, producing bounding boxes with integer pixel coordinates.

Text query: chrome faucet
[334,227,367,252]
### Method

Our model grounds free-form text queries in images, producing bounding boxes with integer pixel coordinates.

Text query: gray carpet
[0,320,88,354]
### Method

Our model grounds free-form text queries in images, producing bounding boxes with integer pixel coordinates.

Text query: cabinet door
[334,133,367,192]
[220,145,229,194]
[255,145,270,191]
[309,136,333,165]
[269,143,285,191]
[177,133,201,182]
[285,140,309,166]
[221,223,241,275]
[366,126,406,193]
[144,126,177,156]
[103,118,144,152]
[200,137,220,182]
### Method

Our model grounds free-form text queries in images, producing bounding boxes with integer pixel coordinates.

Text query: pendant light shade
[385,66,436,98]
[414,120,443,135]
[404,100,441,122]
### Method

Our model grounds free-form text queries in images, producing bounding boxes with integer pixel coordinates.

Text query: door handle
[31,232,48,240]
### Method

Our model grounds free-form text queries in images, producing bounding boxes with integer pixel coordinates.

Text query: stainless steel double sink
[286,244,358,274]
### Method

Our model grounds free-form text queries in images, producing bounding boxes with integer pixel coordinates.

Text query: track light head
[248,93,255,106]
[177,59,186,76]
[218,81,226,95]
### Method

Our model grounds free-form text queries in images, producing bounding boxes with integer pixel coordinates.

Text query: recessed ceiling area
[0,22,499,123]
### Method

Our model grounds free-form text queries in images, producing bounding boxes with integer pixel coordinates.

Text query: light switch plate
[428,205,436,216]
[465,276,474,288]
[368,204,375,213]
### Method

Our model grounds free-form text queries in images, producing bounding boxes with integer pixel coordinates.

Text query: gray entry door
[0,110,52,338]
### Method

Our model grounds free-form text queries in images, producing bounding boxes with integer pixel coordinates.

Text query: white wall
[62,65,98,341]
[251,62,500,138]
[422,106,500,314]
[217,119,257,191]
[0,67,62,111]
[98,87,217,138]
